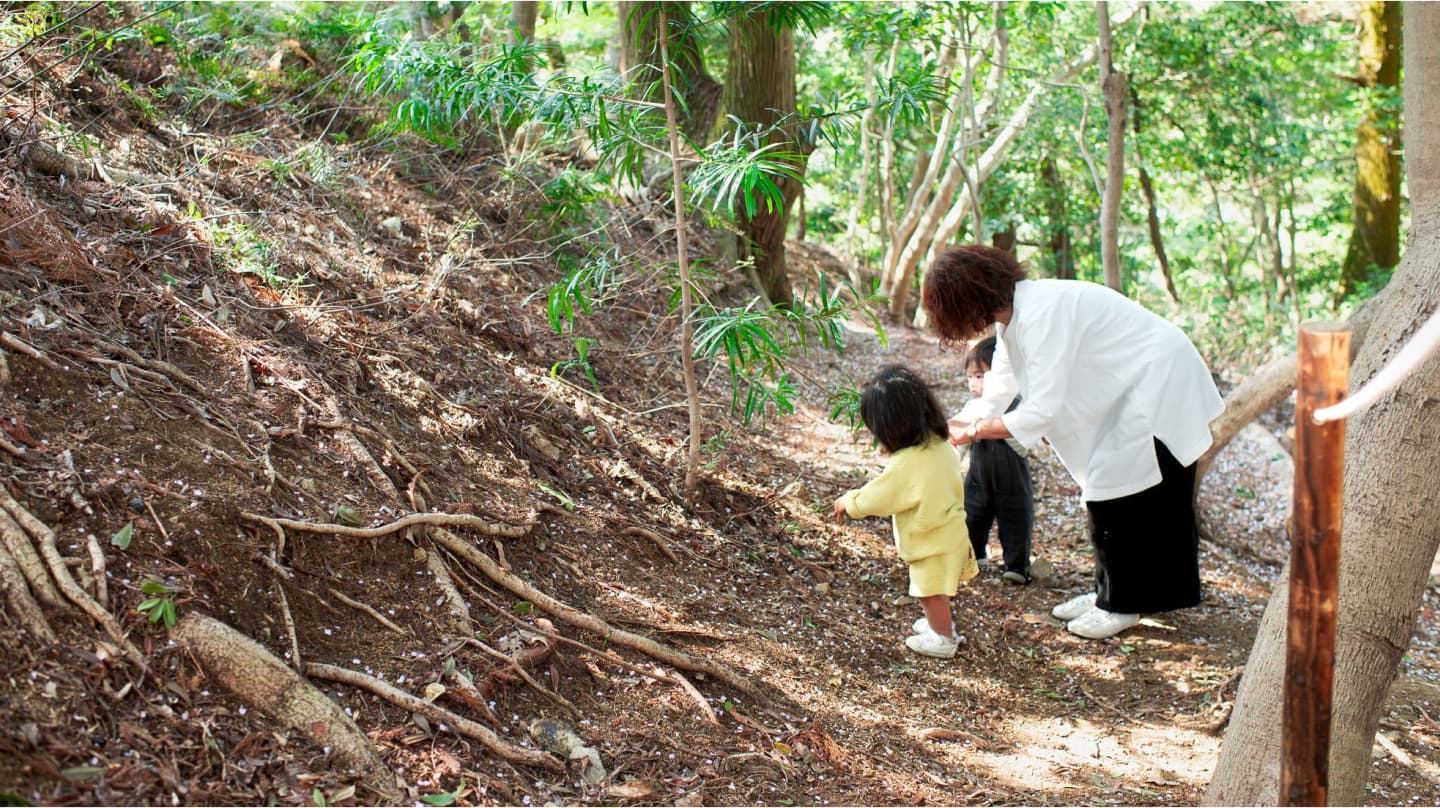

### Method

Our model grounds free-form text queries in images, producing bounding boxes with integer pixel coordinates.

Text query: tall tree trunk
[721,5,807,307]
[1206,177,1238,300]
[617,1,722,144]
[511,1,537,44]
[1336,0,1403,305]
[1130,87,1177,302]
[844,50,877,278]
[1040,154,1076,280]
[886,6,1139,325]
[1206,5,1438,803]
[1097,1,1127,294]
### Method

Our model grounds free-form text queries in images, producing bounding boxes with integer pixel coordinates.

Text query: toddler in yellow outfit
[834,365,978,658]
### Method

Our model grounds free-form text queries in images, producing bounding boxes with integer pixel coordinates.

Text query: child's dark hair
[966,335,998,372]
[859,365,950,453]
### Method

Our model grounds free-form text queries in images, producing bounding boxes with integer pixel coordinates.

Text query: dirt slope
[1,12,1439,807]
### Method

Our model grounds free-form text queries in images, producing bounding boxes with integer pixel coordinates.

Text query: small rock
[892,595,916,607]
[379,216,403,235]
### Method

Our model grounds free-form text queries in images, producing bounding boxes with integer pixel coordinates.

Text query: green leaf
[140,579,172,595]
[111,521,134,550]
[333,504,365,526]
[312,787,327,807]
[419,780,465,806]
[61,766,105,780]
[514,600,534,614]
[536,482,576,511]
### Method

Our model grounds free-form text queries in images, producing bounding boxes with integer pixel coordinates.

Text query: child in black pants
[964,336,1034,585]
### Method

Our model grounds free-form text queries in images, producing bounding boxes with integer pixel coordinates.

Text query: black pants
[965,439,1033,574]
[1086,439,1202,614]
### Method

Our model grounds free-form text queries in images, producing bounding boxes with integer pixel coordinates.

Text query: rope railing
[1313,305,1440,424]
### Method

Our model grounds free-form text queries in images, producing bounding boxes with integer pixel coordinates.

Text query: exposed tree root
[0,332,60,370]
[329,587,407,635]
[303,662,562,771]
[464,636,577,714]
[238,510,532,539]
[430,526,759,697]
[0,544,55,642]
[85,533,109,607]
[0,488,142,665]
[171,614,400,801]
[0,499,62,607]
[424,549,473,626]
[623,526,678,562]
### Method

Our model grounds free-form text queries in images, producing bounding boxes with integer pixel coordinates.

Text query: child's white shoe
[1066,606,1140,640]
[911,616,936,634]
[905,629,962,658]
[1050,592,1098,621]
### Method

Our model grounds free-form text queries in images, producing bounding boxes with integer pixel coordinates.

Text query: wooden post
[1281,323,1349,806]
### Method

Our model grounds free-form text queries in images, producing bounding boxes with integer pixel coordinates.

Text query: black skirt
[1085,439,1202,614]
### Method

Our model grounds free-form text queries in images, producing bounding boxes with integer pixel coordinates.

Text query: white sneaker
[1051,592,1098,621]
[905,630,961,658]
[911,616,945,635]
[1066,606,1140,640]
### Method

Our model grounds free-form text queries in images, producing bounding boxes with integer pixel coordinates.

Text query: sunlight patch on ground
[966,715,1219,794]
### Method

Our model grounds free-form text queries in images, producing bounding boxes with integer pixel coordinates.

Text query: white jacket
[960,279,1224,502]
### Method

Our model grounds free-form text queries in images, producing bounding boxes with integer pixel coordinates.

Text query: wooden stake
[1281,323,1349,806]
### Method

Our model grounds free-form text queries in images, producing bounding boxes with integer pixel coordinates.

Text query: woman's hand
[948,419,974,446]
[833,498,847,524]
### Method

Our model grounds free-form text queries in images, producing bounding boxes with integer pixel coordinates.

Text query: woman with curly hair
[924,245,1224,640]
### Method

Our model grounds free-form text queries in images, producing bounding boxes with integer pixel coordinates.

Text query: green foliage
[212,221,305,291]
[687,130,804,218]
[545,252,619,334]
[419,780,465,806]
[691,276,886,423]
[551,337,600,391]
[111,522,134,551]
[136,578,179,629]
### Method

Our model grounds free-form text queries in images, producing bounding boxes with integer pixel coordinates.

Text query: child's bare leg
[919,595,954,637]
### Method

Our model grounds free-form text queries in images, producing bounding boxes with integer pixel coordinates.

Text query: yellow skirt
[908,546,978,598]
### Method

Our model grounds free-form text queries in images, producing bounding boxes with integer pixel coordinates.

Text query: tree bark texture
[1280,325,1349,806]
[617,2,722,144]
[1040,154,1076,279]
[1097,1,1127,294]
[172,613,400,800]
[721,5,805,307]
[1131,87,1176,301]
[1205,215,1440,805]
[510,1,538,44]
[1337,0,1402,304]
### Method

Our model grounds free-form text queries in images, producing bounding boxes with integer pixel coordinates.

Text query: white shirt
[962,279,1224,501]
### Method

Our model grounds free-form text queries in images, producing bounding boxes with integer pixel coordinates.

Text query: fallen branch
[304,662,561,771]
[430,526,758,697]
[171,614,399,800]
[239,510,532,540]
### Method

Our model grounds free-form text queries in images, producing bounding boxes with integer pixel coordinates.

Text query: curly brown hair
[921,245,1027,346]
